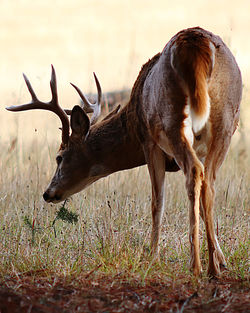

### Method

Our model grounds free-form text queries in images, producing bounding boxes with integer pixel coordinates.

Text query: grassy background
[0,0,249,281]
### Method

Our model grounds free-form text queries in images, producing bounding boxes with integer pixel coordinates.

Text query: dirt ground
[0,273,249,313]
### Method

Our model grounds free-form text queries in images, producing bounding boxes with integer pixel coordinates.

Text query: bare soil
[0,273,249,313]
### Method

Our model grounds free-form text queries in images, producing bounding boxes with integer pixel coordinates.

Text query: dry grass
[0,108,249,282]
[0,2,249,312]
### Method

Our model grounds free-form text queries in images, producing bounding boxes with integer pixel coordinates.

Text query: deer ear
[70,105,90,140]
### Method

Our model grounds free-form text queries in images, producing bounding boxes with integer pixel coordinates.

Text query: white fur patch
[190,94,210,134]
[183,103,194,145]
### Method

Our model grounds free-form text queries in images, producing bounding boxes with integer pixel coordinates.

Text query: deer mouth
[43,191,64,204]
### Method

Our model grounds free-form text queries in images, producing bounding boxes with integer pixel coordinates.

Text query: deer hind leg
[187,160,204,276]
[201,176,226,277]
[144,143,166,257]
[200,140,231,276]
[158,131,204,276]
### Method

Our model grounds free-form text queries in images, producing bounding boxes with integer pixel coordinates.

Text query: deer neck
[85,106,145,176]
[83,53,166,177]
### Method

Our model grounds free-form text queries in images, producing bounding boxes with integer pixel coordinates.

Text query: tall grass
[0,109,249,283]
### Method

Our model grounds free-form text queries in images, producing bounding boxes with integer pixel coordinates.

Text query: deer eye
[56,155,63,165]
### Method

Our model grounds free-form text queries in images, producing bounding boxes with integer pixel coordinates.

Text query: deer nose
[43,191,49,202]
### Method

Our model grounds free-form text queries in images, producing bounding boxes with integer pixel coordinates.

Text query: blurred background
[0,0,249,143]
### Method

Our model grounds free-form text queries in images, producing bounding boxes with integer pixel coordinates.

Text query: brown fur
[126,53,161,143]
[87,52,179,173]
[171,31,213,117]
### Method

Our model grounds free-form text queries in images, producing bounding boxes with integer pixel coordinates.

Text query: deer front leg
[144,144,166,257]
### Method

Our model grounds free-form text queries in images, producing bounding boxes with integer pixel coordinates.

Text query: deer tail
[171,32,215,133]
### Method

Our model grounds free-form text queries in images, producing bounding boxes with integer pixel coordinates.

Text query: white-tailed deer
[7,27,242,276]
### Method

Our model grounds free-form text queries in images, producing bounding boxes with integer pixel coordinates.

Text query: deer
[7,27,242,277]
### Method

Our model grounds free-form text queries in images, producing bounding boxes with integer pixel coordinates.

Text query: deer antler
[6,65,70,145]
[70,72,102,125]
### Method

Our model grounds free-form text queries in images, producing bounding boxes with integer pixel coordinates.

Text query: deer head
[6,65,103,203]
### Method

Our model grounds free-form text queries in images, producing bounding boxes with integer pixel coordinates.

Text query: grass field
[0,0,249,312]
[0,117,249,278]
[0,109,249,312]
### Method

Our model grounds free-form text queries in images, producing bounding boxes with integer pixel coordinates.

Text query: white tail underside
[183,94,210,146]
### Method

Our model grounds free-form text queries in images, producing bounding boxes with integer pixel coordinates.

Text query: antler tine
[49,65,70,145]
[50,64,59,106]
[90,72,102,125]
[70,72,102,125]
[6,65,70,145]
[70,83,93,113]
[6,74,43,112]
[23,73,38,102]
[93,72,102,106]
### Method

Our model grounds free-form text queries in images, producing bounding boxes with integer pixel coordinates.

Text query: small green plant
[52,200,79,237]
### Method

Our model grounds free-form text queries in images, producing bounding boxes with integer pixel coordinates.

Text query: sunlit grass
[0,111,249,283]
